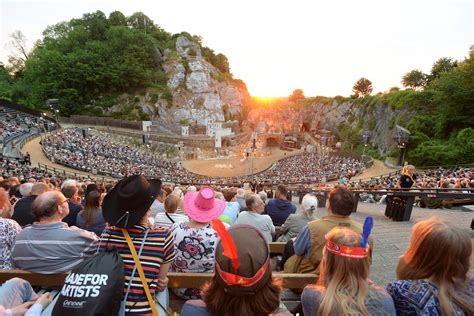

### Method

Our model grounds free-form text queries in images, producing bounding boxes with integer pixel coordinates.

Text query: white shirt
[154,212,189,228]
[235,211,275,243]
[150,200,165,217]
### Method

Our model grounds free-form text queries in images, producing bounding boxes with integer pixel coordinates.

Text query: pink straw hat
[183,187,226,223]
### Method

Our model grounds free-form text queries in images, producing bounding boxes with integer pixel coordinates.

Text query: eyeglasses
[58,199,68,205]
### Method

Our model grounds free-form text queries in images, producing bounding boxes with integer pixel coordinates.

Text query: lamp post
[394,125,411,166]
[360,131,371,162]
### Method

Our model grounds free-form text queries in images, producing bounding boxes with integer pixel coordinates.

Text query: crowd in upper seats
[350,166,473,191]
[41,128,365,185]
[0,107,45,142]
[0,174,472,315]
[349,166,474,205]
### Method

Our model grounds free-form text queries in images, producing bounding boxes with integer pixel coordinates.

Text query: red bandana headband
[211,219,270,288]
[325,238,370,259]
[215,258,270,287]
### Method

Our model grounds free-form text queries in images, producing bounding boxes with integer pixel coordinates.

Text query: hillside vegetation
[0,10,235,119]
[288,52,474,167]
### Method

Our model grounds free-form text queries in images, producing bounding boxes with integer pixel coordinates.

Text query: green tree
[401,69,426,90]
[127,12,156,34]
[288,89,305,102]
[352,77,373,98]
[71,11,109,40]
[0,66,13,99]
[6,30,30,77]
[427,57,458,85]
[108,11,127,26]
[214,53,230,74]
[428,54,474,137]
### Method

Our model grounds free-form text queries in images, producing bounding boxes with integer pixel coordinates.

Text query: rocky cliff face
[306,100,410,155]
[161,35,249,125]
[109,35,250,131]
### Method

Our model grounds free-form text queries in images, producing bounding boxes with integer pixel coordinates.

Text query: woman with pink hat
[170,187,225,300]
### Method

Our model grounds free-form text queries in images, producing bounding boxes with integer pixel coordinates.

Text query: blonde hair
[315,227,379,316]
[397,217,473,316]
[164,194,179,214]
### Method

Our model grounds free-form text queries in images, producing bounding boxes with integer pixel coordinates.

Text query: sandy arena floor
[182,148,304,177]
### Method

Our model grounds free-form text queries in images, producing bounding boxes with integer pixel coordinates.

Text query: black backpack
[52,250,124,316]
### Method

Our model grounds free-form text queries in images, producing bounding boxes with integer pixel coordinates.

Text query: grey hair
[61,179,77,190]
[236,188,245,197]
[32,191,65,219]
[245,194,259,211]
[258,191,268,202]
[19,183,33,197]
[214,191,225,201]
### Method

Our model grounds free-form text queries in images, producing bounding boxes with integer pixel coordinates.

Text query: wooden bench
[1,269,315,312]
[442,198,474,208]
[269,242,286,255]
[0,269,316,289]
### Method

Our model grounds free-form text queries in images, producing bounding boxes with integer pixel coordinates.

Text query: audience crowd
[0,114,472,314]
[41,128,365,185]
[0,172,471,315]
[0,107,46,143]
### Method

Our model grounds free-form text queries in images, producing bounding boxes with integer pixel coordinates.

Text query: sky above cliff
[1,0,472,97]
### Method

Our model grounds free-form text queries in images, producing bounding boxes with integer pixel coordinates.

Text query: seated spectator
[235,188,246,211]
[171,187,225,300]
[258,190,268,205]
[150,190,167,217]
[76,190,106,235]
[100,175,175,315]
[236,193,275,243]
[218,188,240,225]
[12,191,98,273]
[61,179,82,227]
[18,183,33,198]
[277,193,318,242]
[0,187,12,218]
[0,188,21,270]
[154,194,189,227]
[284,186,373,275]
[387,217,474,315]
[181,225,291,316]
[11,183,49,227]
[0,278,52,316]
[302,227,396,315]
[265,184,296,226]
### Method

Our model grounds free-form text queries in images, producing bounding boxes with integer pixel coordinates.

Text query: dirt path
[352,159,398,180]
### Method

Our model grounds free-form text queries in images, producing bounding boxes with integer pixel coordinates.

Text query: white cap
[302,194,318,211]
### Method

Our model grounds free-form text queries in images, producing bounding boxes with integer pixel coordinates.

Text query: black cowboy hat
[102,175,161,228]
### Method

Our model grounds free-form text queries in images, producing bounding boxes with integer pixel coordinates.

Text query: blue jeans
[0,278,37,308]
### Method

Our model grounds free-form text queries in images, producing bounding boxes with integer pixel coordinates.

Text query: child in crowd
[387,217,474,315]
[302,226,396,315]
[181,224,291,316]
[154,194,189,227]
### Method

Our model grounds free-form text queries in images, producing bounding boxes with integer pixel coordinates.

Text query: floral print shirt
[0,218,21,269]
[170,222,219,299]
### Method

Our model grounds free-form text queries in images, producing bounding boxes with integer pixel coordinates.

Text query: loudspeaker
[82,129,86,138]
[142,135,146,144]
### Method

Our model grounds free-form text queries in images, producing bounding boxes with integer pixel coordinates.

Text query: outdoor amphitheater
[1,3,473,315]
[0,99,473,313]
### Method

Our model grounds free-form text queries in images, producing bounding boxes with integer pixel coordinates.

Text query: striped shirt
[98,225,175,315]
[11,221,98,273]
